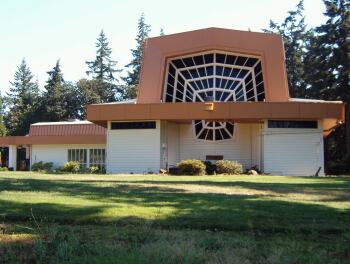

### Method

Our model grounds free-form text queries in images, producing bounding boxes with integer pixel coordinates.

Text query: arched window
[163,51,265,141]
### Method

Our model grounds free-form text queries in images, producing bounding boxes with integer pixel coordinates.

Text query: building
[0,28,345,175]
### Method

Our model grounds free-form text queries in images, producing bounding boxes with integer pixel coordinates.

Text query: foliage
[86,30,121,102]
[263,0,309,98]
[31,161,54,172]
[0,94,7,136]
[0,167,8,171]
[40,60,80,122]
[61,161,80,173]
[4,59,39,135]
[203,160,216,175]
[304,0,350,167]
[123,13,151,97]
[88,166,99,174]
[177,159,206,175]
[215,160,243,175]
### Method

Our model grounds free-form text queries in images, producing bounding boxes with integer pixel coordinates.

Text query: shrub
[0,167,8,172]
[61,161,80,173]
[31,161,54,172]
[177,159,206,176]
[88,166,99,174]
[203,160,216,175]
[215,160,243,175]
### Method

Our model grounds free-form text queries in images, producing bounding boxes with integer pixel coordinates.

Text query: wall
[106,121,161,174]
[262,122,324,176]
[31,144,106,168]
[177,123,261,169]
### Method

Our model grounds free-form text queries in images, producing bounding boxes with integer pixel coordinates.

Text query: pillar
[8,145,17,171]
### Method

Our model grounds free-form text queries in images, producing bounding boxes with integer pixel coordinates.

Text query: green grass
[0,172,349,263]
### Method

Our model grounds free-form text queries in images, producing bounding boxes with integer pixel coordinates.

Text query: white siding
[178,123,261,169]
[107,121,161,174]
[263,127,324,176]
[31,144,105,168]
[166,122,180,167]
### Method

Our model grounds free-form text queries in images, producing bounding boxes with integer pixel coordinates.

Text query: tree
[75,79,103,118]
[42,60,79,121]
[123,13,151,94]
[0,94,7,136]
[263,0,309,98]
[305,0,349,165]
[160,28,165,36]
[5,59,39,135]
[86,30,121,102]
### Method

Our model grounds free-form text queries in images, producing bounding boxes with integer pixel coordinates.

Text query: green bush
[215,160,243,175]
[31,161,54,172]
[203,160,216,175]
[177,159,206,176]
[61,161,80,173]
[0,167,8,172]
[88,166,99,174]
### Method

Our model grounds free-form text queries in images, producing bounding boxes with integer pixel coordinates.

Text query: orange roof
[29,121,106,136]
[0,121,106,146]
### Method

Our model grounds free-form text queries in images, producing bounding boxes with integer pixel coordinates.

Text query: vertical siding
[106,121,161,174]
[263,128,324,176]
[167,122,180,167]
[178,123,259,169]
[31,144,106,168]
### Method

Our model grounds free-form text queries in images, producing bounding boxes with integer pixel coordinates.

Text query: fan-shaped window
[163,51,265,141]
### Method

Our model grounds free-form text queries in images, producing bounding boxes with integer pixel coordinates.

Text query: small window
[111,121,156,130]
[90,149,106,171]
[68,149,87,168]
[268,120,318,129]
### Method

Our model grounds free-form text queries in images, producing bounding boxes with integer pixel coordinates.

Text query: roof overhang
[87,101,345,136]
[0,135,106,146]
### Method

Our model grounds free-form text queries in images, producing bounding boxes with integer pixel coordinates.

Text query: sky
[0,0,327,94]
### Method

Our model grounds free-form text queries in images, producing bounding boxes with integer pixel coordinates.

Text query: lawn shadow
[0,177,349,233]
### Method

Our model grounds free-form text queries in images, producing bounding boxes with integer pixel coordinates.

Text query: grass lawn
[0,172,349,263]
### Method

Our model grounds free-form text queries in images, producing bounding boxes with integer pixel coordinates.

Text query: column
[8,145,17,171]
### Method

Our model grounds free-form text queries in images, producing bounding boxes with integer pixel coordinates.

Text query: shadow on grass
[0,177,349,234]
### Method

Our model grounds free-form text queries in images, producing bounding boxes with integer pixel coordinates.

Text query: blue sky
[0,0,326,94]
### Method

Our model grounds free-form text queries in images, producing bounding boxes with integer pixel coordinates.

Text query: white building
[0,28,345,175]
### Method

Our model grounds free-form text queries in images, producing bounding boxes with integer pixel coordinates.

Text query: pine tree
[5,59,39,135]
[0,94,7,136]
[263,0,309,98]
[305,0,350,164]
[123,13,151,91]
[42,60,79,121]
[86,30,121,102]
[160,28,165,36]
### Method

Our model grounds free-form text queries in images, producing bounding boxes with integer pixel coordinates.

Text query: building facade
[0,28,345,175]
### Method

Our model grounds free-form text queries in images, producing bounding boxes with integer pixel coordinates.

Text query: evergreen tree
[0,94,7,136]
[75,78,103,118]
[42,60,79,121]
[123,13,151,92]
[263,0,309,98]
[5,59,39,135]
[86,30,121,102]
[304,0,350,164]
[160,28,165,36]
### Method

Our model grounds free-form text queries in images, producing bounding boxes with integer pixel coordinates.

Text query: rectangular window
[68,149,87,168]
[111,121,156,130]
[89,149,106,171]
[268,120,318,129]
